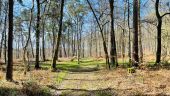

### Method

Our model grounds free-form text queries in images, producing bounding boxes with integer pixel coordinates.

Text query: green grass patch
[39,58,105,71]
[56,71,68,84]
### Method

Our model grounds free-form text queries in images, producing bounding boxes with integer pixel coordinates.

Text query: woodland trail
[55,68,170,95]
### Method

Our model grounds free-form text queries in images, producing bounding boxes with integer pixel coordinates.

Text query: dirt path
[55,68,170,95]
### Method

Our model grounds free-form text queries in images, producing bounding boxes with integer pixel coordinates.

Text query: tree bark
[127,0,132,65]
[6,0,14,81]
[51,0,64,71]
[132,0,139,67]
[35,0,40,69]
[0,12,7,59]
[138,0,143,63]
[155,0,162,64]
[109,0,118,67]
[23,0,34,74]
[42,3,47,61]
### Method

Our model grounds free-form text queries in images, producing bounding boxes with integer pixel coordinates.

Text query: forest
[0,0,170,95]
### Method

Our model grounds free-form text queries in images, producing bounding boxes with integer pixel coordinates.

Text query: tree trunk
[76,18,80,64]
[122,0,127,64]
[109,0,118,67]
[17,37,20,59]
[90,26,93,57]
[67,28,70,57]
[82,42,85,58]
[35,0,40,69]
[127,0,132,65]
[62,38,67,57]
[30,38,34,58]
[4,26,7,64]
[0,12,7,59]
[132,0,139,67]
[23,0,34,74]
[42,3,47,62]
[51,0,64,71]
[87,0,110,69]
[155,0,162,64]
[138,0,143,63]
[6,0,14,81]
[52,21,56,58]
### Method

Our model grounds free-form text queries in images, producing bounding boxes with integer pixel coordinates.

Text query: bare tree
[155,0,170,65]
[87,0,110,69]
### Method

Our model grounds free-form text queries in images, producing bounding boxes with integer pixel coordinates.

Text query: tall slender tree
[132,0,139,67]
[87,0,110,69]
[6,0,14,81]
[109,0,118,67]
[42,2,48,62]
[155,0,170,65]
[127,0,131,65]
[0,7,7,59]
[35,0,40,69]
[138,0,143,63]
[52,0,64,71]
[23,0,34,74]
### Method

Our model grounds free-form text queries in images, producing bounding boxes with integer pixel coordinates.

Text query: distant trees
[1,0,170,78]
[6,0,14,81]
[67,0,87,64]
[87,0,110,68]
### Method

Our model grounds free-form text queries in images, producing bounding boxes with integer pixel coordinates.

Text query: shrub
[21,81,52,96]
[0,87,19,96]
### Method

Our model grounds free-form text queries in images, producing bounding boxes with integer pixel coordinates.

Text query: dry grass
[0,58,170,96]
[57,68,170,95]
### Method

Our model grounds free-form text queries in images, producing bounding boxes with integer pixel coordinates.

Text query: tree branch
[161,12,170,18]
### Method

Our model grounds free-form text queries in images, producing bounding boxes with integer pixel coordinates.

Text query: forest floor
[0,57,170,96]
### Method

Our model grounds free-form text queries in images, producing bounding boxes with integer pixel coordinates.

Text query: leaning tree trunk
[51,0,64,71]
[87,0,110,69]
[23,0,34,74]
[6,0,14,81]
